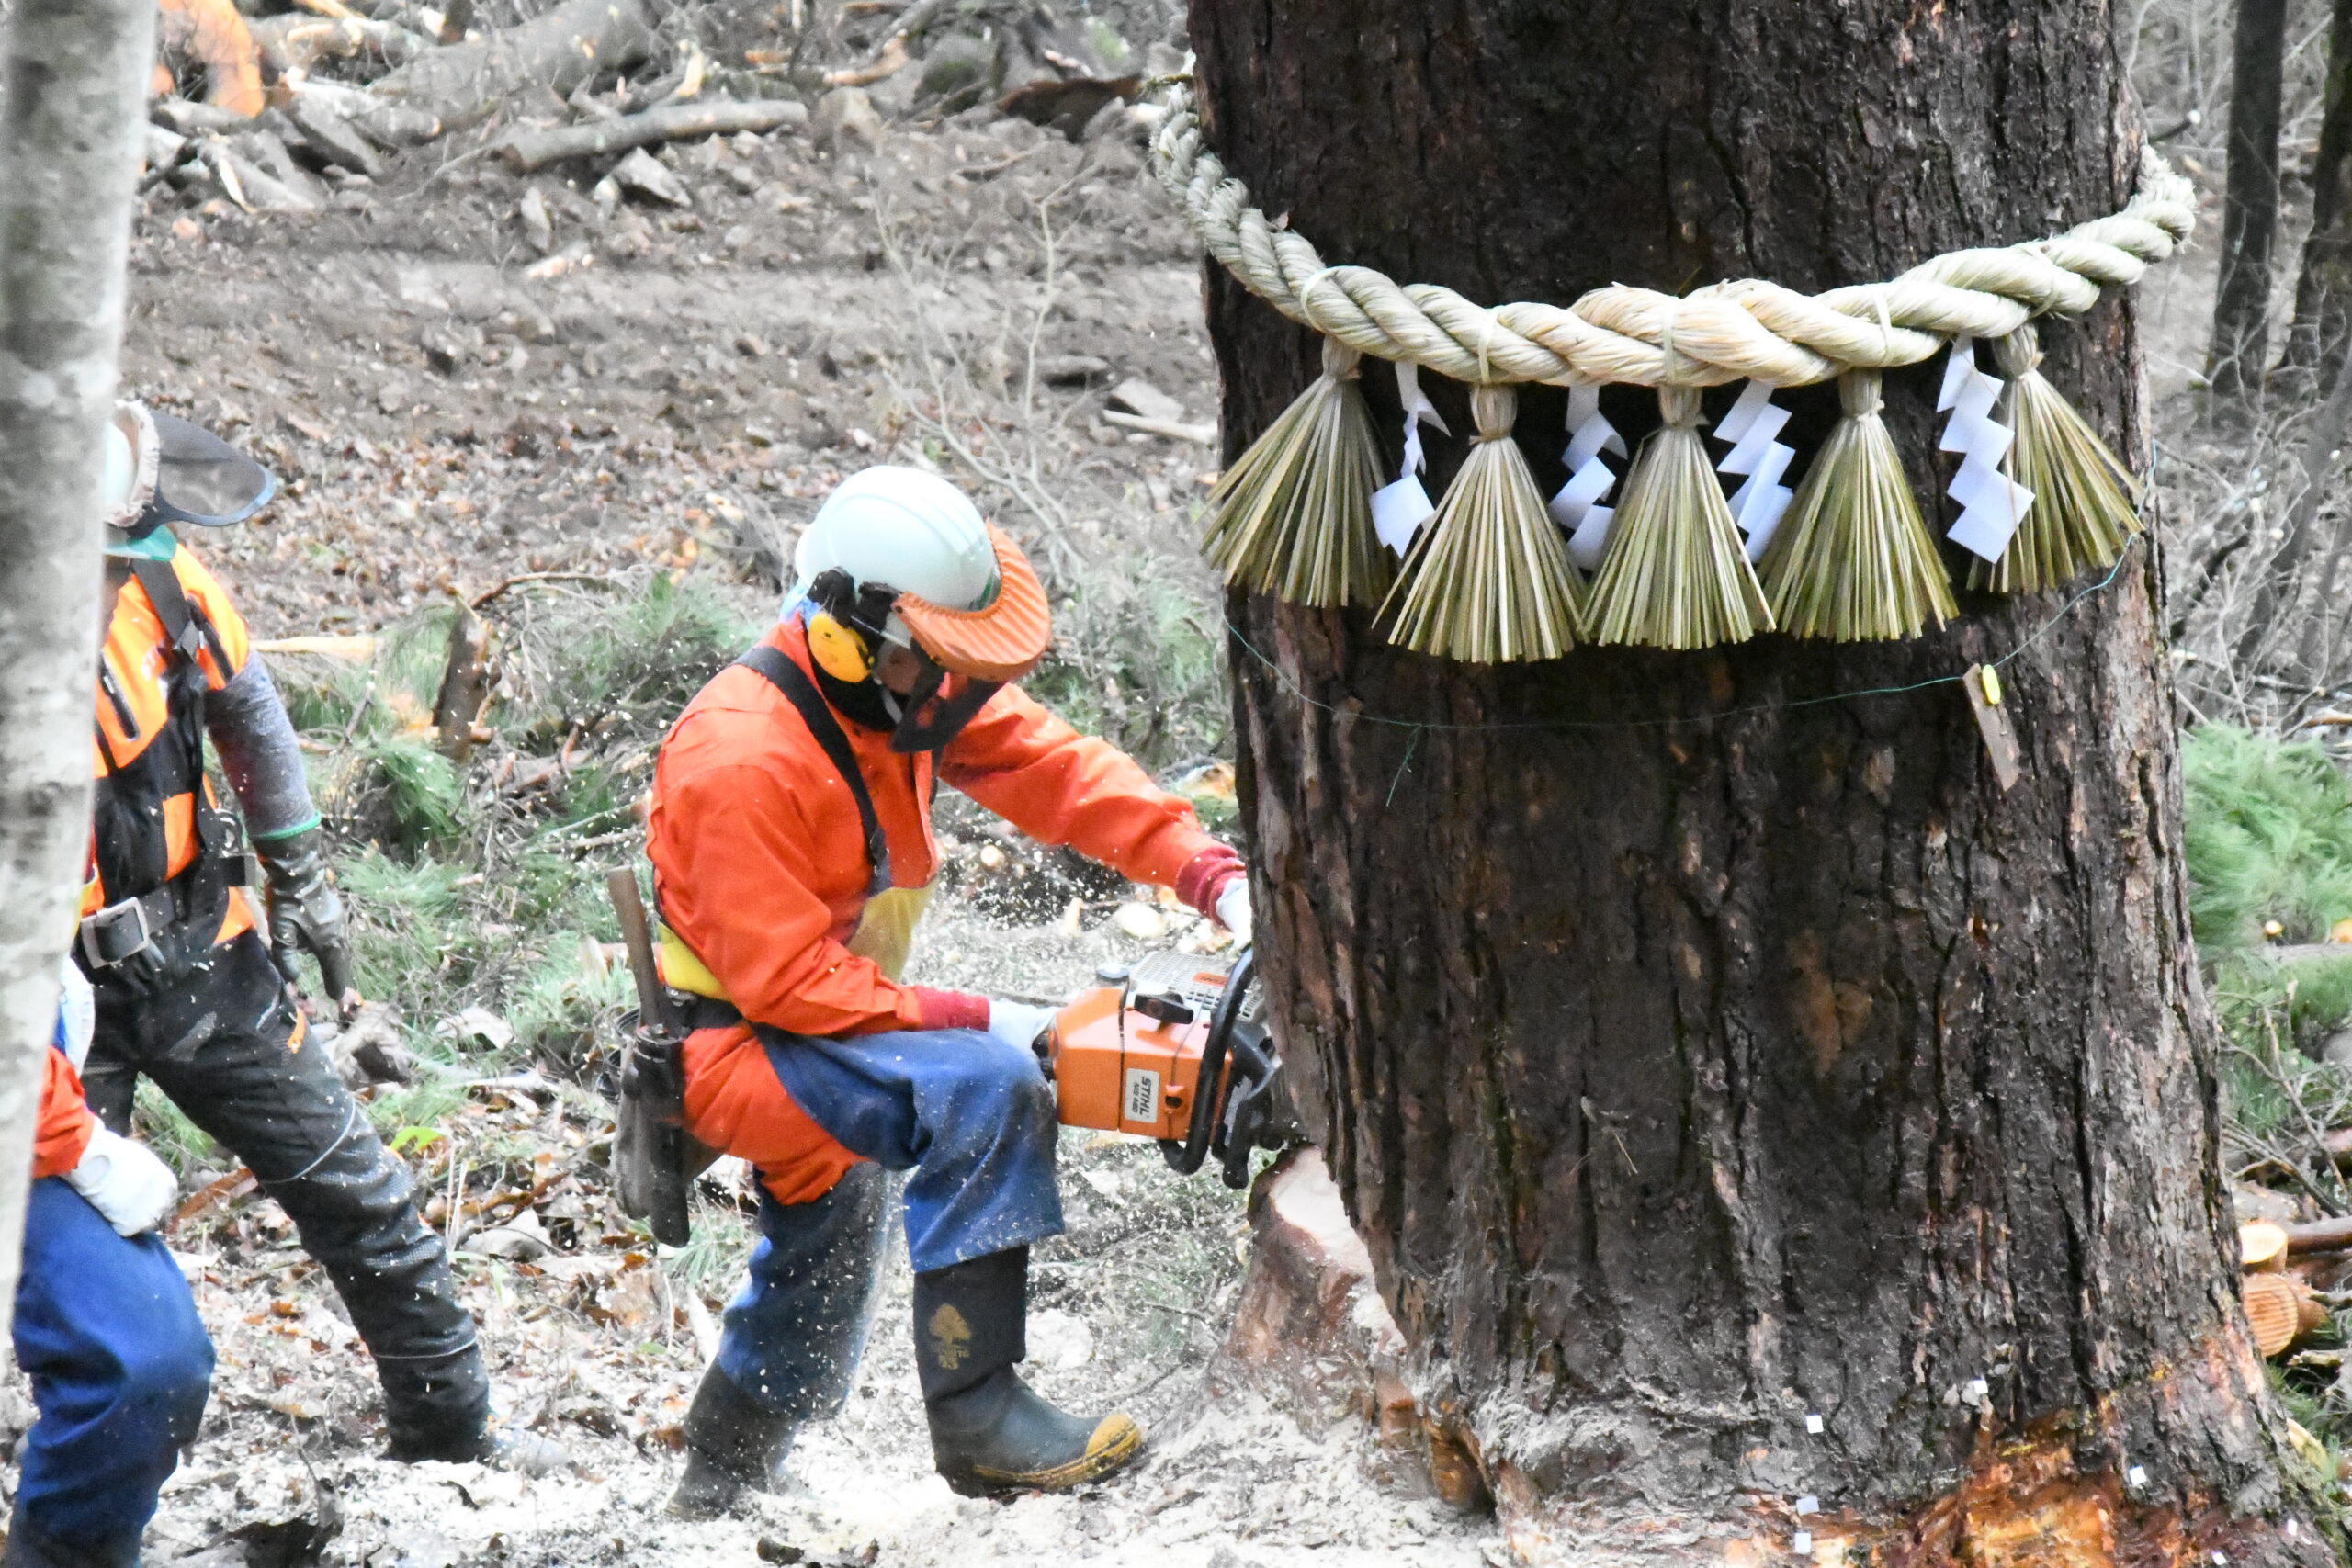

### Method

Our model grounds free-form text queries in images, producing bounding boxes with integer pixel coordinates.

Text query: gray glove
[256,827,358,1014]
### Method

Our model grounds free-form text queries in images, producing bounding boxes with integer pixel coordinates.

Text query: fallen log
[2284,1214,2352,1254]
[248,13,426,77]
[368,0,657,133]
[1102,410,1216,444]
[496,96,807,172]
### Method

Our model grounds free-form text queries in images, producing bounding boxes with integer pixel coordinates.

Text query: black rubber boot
[2,1508,136,1568]
[912,1247,1141,1497]
[666,1366,800,1519]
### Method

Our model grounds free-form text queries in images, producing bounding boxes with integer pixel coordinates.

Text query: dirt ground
[18,67,1509,1568]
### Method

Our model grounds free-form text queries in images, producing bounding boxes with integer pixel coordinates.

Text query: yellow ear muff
[807,611,876,682]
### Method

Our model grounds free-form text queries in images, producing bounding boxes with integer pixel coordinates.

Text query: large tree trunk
[2211,0,2290,401]
[1190,3,2315,1562]
[0,0,153,1331]
[2288,0,2352,382]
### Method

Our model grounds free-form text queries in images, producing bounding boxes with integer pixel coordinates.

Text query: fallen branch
[823,32,907,87]
[496,96,807,173]
[369,0,656,133]
[2287,1215,2352,1255]
[469,570,619,608]
[253,634,377,659]
[1103,410,1216,444]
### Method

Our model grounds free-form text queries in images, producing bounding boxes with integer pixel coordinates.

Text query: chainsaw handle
[1160,946,1255,1177]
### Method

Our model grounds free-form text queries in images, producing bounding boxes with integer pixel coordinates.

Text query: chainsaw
[1041,946,1295,1189]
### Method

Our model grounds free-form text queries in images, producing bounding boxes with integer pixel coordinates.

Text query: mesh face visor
[143,413,276,530]
[886,653,1001,754]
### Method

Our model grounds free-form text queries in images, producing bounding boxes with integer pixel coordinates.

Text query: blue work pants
[11,1178,213,1564]
[756,1025,1062,1272]
[714,1026,1060,1419]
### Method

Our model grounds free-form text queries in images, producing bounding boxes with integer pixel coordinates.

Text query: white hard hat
[792,467,1000,646]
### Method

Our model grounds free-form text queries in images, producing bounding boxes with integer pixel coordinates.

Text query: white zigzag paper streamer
[1713,379,1796,562]
[1372,361,1450,555]
[1937,335,2035,563]
[1549,383,1626,571]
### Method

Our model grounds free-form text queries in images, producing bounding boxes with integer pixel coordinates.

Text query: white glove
[56,958,93,1071]
[1215,880,1254,948]
[64,1125,179,1236]
[986,1000,1059,1054]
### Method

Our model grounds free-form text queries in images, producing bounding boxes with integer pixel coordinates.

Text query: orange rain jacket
[32,1051,95,1182]
[648,615,1243,1205]
[85,547,258,944]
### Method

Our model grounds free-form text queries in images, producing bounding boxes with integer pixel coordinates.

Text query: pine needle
[1587,386,1772,649]
[1378,383,1584,663]
[1759,370,1958,640]
[1969,324,2144,593]
[1201,337,1390,608]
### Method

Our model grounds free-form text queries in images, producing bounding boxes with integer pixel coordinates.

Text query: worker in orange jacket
[7,961,212,1568]
[649,467,1250,1515]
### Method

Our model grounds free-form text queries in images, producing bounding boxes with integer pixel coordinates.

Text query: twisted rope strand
[1149,84,2195,389]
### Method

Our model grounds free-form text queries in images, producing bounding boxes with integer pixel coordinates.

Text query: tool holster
[612,1009,724,1247]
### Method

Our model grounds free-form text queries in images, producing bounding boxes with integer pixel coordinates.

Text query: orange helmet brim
[893,525,1051,682]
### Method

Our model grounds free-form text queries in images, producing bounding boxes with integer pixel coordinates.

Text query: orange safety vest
[84,547,256,948]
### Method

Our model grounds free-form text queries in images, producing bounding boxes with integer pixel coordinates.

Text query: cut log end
[2240,1219,2290,1271]
[2243,1272,2309,1359]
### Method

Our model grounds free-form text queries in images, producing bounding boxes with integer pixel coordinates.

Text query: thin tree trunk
[0,0,155,1333]
[2212,0,2291,400]
[2288,0,2352,381]
[2233,365,2352,673]
[1191,2,2316,1561]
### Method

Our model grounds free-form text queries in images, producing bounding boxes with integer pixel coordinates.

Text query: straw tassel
[1758,370,1959,640]
[1969,324,2144,593]
[1379,382,1585,663]
[1588,385,1773,649]
[1200,337,1390,608]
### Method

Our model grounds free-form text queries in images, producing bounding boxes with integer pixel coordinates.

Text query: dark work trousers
[80,930,490,1458]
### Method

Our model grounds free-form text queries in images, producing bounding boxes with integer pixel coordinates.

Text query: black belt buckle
[78,895,155,970]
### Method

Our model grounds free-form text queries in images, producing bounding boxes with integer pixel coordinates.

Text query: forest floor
[33,1,2352,1561]
[17,40,1507,1568]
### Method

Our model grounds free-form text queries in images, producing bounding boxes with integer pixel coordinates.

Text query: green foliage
[258,573,758,1100]
[2183,725,2352,949]
[498,572,752,755]
[662,1192,759,1304]
[1027,570,1227,773]
[133,1081,217,1178]
[359,734,467,851]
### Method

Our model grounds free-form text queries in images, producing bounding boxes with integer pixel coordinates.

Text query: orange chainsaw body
[1046,953,1238,1138]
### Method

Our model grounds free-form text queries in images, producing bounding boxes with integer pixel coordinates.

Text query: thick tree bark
[2212,0,2290,400]
[0,0,154,1333]
[2288,0,2352,382]
[1191,3,2317,1562]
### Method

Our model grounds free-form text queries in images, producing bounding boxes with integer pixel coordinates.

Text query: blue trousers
[756,1025,1063,1273]
[12,1178,213,1560]
[715,1027,1060,1419]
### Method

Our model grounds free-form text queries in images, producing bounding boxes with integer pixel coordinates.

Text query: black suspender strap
[736,644,893,898]
[130,557,205,663]
[129,555,232,673]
